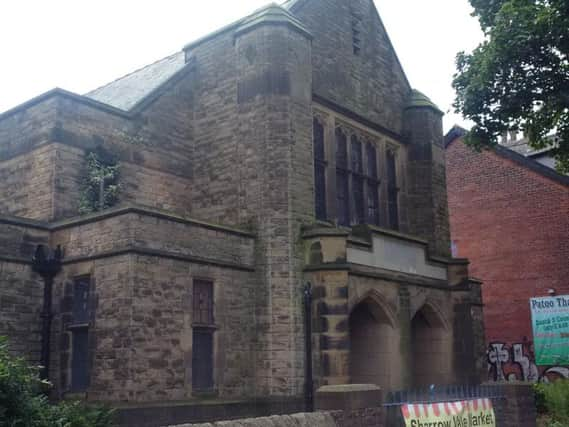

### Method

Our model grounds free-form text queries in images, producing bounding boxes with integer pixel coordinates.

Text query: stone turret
[404,90,451,257]
[233,4,314,397]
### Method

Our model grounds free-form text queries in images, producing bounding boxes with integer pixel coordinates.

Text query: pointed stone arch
[350,290,397,329]
[348,290,400,388]
[411,301,452,387]
[411,299,449,332]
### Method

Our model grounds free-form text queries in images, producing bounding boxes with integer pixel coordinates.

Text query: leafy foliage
[453,0,569,173]
[535,380,569,425]
[79,147,120,215]
[0,336,115,427]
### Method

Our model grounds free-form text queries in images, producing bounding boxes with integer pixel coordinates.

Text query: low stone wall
[491,383,537,427]
[163,383,536,427]
[168,412,337,427]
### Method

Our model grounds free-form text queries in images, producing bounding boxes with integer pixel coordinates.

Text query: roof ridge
[445,129,569,186]
[85,50,182,97]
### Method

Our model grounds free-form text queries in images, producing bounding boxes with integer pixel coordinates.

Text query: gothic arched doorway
[411,304,450,387]
[349,297,398,388]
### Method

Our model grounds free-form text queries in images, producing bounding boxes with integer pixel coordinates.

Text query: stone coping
[0,59,195,123]
[317,384,381,393]
[0,204,256,238]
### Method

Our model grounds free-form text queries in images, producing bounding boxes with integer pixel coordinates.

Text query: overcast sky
[0,0,483,131]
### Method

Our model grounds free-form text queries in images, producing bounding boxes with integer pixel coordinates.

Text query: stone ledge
[315,384,382,412]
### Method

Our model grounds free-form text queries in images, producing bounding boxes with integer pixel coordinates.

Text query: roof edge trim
[183,3,277,52]
[128,57,196,113]
[0,88,132,123]
[234,4,312,39]
[0,59,196,124]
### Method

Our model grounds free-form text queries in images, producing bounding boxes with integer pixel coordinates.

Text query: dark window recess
[366,144,380,225]
[351,136,363,174]
[72,277,90,324]
[70,276,91,392]
[351,136,365,224]
[313,118,327,221]
[192,329,214,391]
[351,13,362,55]
[335,129,350,226]
[353,176,365,224]
[71,329,90,391]
[366,144,378,179]
[193,280,214,325]
[387,150,399,230]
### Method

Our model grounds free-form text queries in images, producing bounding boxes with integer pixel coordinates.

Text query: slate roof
[85,51,186,111]
[502,136,558,158]
[85,1,303,111]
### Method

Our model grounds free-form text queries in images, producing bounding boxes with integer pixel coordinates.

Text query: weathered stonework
[0,1,485,425]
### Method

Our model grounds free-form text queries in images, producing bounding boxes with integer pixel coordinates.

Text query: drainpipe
[304,282,314,412]
[32,245,63,382]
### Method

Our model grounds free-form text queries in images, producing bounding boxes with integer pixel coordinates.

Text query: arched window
[313,118,327,221]
[386,150,399,230]
[366,143,380,225]
[192,279,215,392]
[351,135,365,224]
[335,128,350,226]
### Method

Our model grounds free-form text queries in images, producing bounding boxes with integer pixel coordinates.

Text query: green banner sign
[530,296,569,366]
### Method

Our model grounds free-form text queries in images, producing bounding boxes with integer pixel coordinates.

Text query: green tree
[0,336,115,427]
[453,0,569,173]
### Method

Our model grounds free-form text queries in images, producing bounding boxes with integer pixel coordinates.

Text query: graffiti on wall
[488,341,569,383]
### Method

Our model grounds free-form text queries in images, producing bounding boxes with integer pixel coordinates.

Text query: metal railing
[383,384,506,426]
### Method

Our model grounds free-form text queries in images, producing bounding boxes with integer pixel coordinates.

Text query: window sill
[67,323,90,330]
[192,323,218,330]
[63,391,88,400]
[192,389,218,399]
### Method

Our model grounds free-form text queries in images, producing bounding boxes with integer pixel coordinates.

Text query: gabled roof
[84,2,309,111]
[445,126,569,187]
[86,52,186,111]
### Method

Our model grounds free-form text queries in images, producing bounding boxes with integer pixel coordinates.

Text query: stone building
[0,0,484,424]
[445,126,569,383]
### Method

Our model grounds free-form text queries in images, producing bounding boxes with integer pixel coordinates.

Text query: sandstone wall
[0,71,196,221]
[49,207,255,269]
[290,0,410,135]
[41,207,256,401]
[50,253,257,402]
[0,145,58,219]
[184,16,316,397]
[0,260,44,362]
[0,220,49,362]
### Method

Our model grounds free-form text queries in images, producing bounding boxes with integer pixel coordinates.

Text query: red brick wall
[446,138,569,381]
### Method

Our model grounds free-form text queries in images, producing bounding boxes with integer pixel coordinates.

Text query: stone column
[398,285,412,389]
[316,269,351,385]
[304,229,351,386]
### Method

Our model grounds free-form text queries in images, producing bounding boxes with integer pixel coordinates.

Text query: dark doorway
[411,305,449,387]
[349,298,397,388]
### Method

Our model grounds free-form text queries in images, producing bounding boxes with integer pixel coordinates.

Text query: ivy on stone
[79,147,120,215]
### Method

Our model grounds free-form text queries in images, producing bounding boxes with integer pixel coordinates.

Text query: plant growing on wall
[79,147,120,215]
